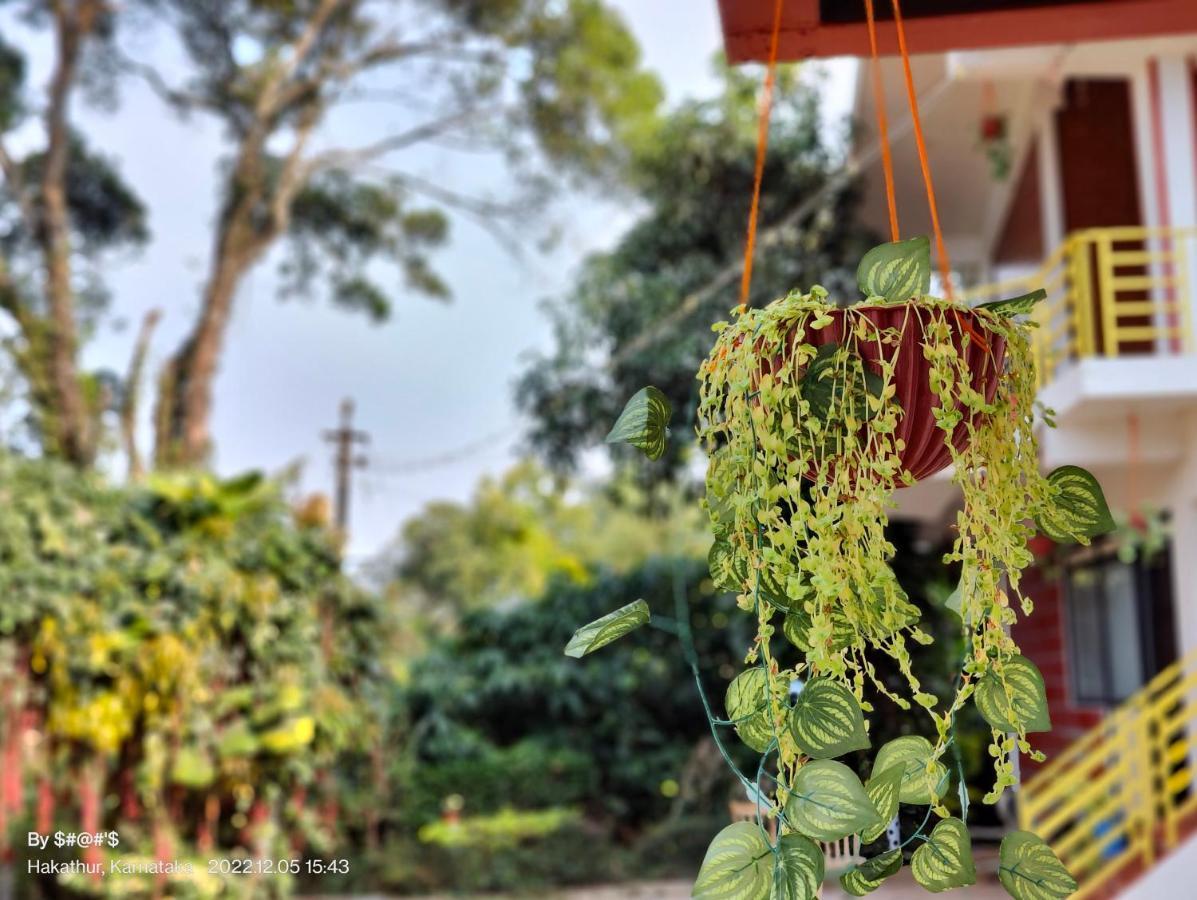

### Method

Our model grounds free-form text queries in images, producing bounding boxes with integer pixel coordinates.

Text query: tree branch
[121,308,161,481]
[301,106,486,175]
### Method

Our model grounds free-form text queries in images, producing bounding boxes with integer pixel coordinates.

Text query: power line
[321,398,369,532]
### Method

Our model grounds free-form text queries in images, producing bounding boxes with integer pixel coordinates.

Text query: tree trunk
[38,3,95,466]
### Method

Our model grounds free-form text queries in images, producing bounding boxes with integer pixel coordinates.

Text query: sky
[1,3,856,567]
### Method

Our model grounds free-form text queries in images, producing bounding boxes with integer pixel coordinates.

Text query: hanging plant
[566,237,1112,899]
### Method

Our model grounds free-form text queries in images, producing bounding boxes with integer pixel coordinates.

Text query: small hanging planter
[566,235,1110,900]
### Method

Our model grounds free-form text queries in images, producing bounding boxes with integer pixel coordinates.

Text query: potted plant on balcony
[565,237,1108,899]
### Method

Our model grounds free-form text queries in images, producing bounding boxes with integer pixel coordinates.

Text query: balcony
[964,226,1196,391]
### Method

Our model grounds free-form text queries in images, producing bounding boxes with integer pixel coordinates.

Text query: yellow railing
[964,226,1197,388]
[1019,646,1197,899]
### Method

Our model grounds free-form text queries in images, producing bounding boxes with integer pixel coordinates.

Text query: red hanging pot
[754,302,1006,485]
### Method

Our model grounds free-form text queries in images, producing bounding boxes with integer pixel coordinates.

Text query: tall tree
[0,1,147,465]
[129,0,663,467]
[516,65,878,474]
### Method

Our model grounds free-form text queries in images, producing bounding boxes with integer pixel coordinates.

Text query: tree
[0,0,662,470]
[0,2,147,466]
[515,65,878,474]
[133,0,663,467]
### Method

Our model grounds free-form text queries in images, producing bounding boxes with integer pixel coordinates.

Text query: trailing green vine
[564,238,1112,899]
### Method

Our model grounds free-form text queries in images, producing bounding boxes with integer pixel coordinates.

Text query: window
[1064,544,1175,707]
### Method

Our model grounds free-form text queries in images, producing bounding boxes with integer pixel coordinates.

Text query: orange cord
[890,0,952,298]
[738,0,785,313]
[863,0,899,242]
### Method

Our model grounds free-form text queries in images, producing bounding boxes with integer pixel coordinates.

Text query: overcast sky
[2,3,855,566]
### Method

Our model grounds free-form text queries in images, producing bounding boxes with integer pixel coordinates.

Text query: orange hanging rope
[738,0,785,313]
[890,0,952,298]
[863,0,900,242]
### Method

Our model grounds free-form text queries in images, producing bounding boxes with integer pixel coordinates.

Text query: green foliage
[691,821,773,900]
[0,454,386,867]
[605,385,672,460]
[999,831,1077,900]
[517,68,877,473]
[788,677,869,759]
[860,764,903,843]
[726,667,774,753]
[840,849,903,896]
[771,832,824,900]
[785,760,880,841]
[563,598,650,657]
[378,460,708,623]
[418,806,579,849]
[856,236,931,303]
[974,654,1051,734]
[977,289,1047,317]
[872,736,948,806]
[1035,465,1115,543]
[910,817,975,892]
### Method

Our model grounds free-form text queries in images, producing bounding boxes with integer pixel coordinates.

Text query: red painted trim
[718,0,1197,62]
[1147,58,1182,352]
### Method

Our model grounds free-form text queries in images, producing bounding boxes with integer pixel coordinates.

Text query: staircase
[1019,646,1197,898]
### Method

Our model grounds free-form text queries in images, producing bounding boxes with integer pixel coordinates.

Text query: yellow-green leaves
[727,668,774,753]
[872,736,947,806]
[771,833,825,900]
[911,817,975,893]
[786,760,880,841]
[977,289,1047,317]
[975,654,1051,733]
[605,386,671,460]
[860,763,903,843]
[563,600,650,658]
[998,831,1077,900]
[856,236,931,303]
[1035,466,1114,543]
[800,343,882,424]
[840,850,902,896]
[693,822,773,900]
[789,678,869,759]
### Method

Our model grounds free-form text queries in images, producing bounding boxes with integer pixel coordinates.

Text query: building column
[1169,412,1197,661]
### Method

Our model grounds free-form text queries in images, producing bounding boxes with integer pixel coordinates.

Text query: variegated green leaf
[911,817,975,893]
[693,822,773,900]
[856,236,931,303]
[800,343,883,424]
[840,850,902,896]
[782,607,854,653]
[860,763,903,843]
[1035,465,1114,543]
[789,678,869,759]
[872,736,947,806]
[563,600,650,658]
[975,654,1051,733]
[605,386,671,460]
[998,831,1077,900]
[977,289,1047,317]
[786,760,880,841]
[770,832,824,900]
[710,539,747,592]
[727,668,775,753]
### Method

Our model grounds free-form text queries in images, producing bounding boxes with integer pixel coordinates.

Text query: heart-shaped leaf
[1035,465,1115,543]
[911,817,976,893]
[977,289,1047,317]
[840,849,903,896]
[872,736,947,805]
[975,654,1051,734]
[710,539,747,592]
[801,344,882,424]
[860,763,903,843]
[786,760,881,841]
[727,668,775,753]
[605,386,672,461]
[783,606,855,653]
[693,821,773,900]
[857,236,931,303]
[563,600,650,658]
[789,678,869,759]
[771,832,824,900]
[998,831,1077,900]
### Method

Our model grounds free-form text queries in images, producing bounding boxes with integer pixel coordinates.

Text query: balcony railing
[1019,645,1197,899]
[963,226,1196,388]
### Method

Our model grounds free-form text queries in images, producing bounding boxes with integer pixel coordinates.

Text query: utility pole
[322,398,369,533]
